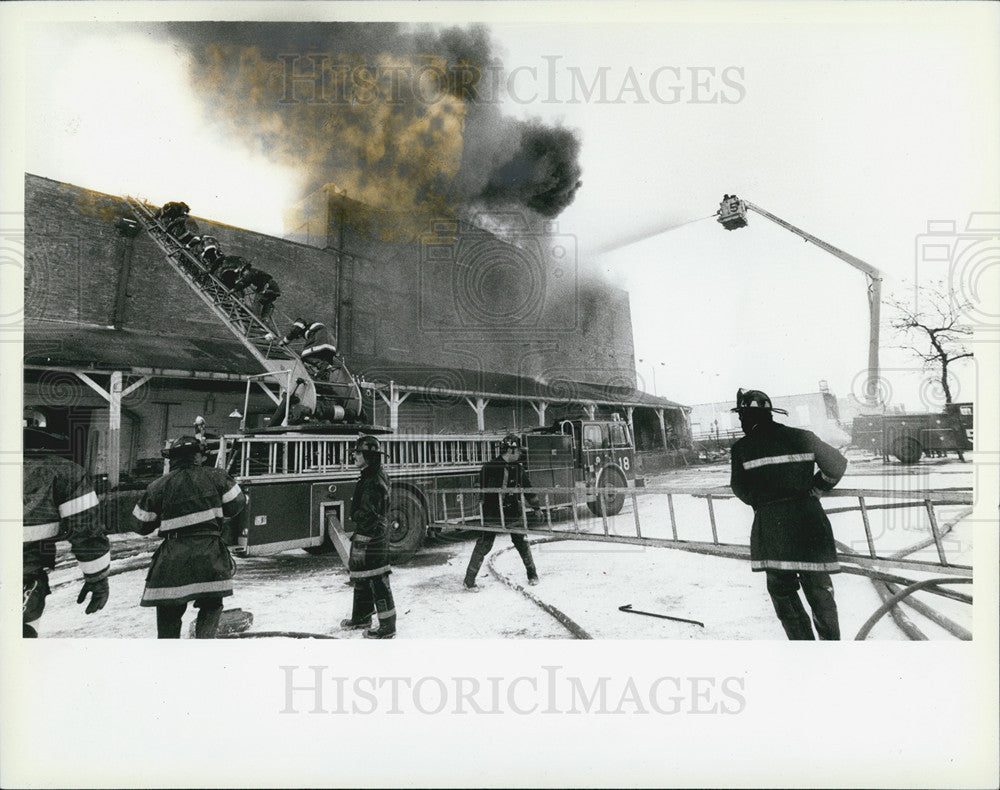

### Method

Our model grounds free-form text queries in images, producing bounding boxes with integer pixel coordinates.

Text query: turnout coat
[131,464,246,606]
[479,456,539,524]
[23,454,111,580]
[730,421,847,573]
[347,465,392,581]
[299,322,362,419]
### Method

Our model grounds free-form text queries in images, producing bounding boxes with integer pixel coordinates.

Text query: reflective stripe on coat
[23,454,110,579]
[132,464,246,605]
[730,422,847,573]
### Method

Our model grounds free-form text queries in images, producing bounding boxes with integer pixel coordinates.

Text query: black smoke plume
[477,124,582,218]
[159,22,582,228]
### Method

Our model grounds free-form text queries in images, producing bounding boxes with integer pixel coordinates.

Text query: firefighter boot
[194,600,223,638]
[364,613,396,639]
[365,585,396,639]
[766,571,816,640]
[344,580,375,629]
[512,534,538,585]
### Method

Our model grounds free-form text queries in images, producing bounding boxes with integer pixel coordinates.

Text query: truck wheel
[588,466,627,516]
[893,437,923,464]
[387,488,426,564]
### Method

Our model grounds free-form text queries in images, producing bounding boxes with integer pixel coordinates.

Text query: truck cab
[523,416,639,515]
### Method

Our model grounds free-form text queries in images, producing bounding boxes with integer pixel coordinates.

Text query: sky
[12,3,1000,410]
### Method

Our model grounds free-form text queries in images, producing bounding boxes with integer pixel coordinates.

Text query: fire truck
[850,402,973,464]
[214,415,642,563]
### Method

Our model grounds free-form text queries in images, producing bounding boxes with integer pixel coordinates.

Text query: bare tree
[888,281,973,404]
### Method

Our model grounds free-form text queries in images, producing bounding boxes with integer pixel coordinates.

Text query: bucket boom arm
[718,195,883,407]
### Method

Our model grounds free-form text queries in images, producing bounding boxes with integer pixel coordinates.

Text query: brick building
[23,173,688,484]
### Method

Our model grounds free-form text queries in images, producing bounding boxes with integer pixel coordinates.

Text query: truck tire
[387,487,426,564]
[892,437,923,465]
[588,466,627,516]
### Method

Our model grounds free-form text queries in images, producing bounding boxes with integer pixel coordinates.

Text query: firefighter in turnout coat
[131,436,247,638]
[22,426,111,637]
[464,434,541,590]
[153,201,189,225]
[281,318,364,421]
[232,262,281,330]
[729,389,848,640]
[341,435,397,639]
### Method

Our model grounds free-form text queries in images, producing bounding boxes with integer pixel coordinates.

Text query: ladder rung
[125,196,319,400]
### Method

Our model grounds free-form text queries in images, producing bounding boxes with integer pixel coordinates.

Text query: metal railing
[217,433,504,480]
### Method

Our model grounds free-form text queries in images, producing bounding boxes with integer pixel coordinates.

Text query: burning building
[22,172,687,489]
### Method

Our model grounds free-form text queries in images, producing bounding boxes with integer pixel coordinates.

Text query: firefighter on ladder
[729,388,848,640]
[280,318,364,422]
[131,436,247,638]
[22,423,111,637]
[153,201,189,225]
[232,261,281,338]
[341,435,397,639]
[195,235,224,282]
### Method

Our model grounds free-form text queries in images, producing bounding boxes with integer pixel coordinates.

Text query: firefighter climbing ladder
[124,198,318,412]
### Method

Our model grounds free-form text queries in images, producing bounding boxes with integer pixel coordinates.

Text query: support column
[378,381,410,430]
[465,397,489,432]
[625,406,635,442]
[109,372,122,488]
[656,408,668,450]
[76,372,150,487]
[530,401,548,427]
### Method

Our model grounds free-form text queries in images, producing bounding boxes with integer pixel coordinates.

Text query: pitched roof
[349,356,686,410]
[25,320,260,377]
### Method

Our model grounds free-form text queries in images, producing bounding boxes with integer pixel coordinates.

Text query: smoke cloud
[160,22,583,232]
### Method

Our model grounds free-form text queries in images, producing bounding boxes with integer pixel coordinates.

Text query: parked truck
[850,402,972,463]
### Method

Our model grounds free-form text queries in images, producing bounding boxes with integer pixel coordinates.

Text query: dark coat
[480,456,539,524]
[23,454,110,580]
[300,323,362,418]
[132,463,247,605]
[730,421,847,573]
[348,465,392,579]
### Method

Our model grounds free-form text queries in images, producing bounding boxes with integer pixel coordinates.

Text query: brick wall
[25,174,338,341]
[287,186,638,387]
[27,172,638,413]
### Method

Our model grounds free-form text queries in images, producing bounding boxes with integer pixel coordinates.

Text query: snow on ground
[38,453,974,640]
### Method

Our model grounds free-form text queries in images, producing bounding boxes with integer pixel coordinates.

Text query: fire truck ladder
[124,198,318,411]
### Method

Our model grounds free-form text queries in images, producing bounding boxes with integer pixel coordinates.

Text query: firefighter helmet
[354,435,383,455]
[500,434,522,453]
[730,388,788,415]
[161,435,204,459]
